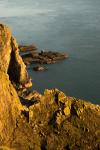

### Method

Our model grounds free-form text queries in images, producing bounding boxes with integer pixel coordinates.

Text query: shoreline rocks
[19,44,38,52]
[22,50,68,65]
[33,65,47,71]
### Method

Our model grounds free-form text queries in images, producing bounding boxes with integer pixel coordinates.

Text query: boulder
[33,65,47,71]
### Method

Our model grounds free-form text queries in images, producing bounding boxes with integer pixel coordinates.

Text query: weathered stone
[22,91,42,100]
[0,71,22,145]
[0,24,11,73]
[0,146,14,150]
[64,106,71,116]
[8,37,32,88]
[25,89,100,150]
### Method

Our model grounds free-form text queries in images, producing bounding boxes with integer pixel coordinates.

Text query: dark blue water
[0,0,100,104]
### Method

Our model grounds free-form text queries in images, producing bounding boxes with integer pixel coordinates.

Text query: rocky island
[0,24,100,150]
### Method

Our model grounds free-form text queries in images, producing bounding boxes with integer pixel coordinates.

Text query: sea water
[0,0,100,104]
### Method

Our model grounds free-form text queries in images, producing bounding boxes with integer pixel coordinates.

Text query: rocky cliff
[0,23,31,147]
[0,24,32,89]
[0,24,100,150]
[0,71,21,146]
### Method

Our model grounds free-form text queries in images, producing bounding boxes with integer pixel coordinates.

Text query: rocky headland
[0,24,100,150]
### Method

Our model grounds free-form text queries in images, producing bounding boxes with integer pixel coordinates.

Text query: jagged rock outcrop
[0,24,32,89]
[7,89,99,150]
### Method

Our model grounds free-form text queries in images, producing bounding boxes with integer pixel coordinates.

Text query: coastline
[0,24,100,149]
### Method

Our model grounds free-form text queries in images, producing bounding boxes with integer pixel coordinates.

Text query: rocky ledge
[0,24,100,150]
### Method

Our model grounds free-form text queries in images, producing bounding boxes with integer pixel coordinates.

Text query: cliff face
[0,24,29,146]
[0,71,21,145]
[0,24,32,89]
[0,23,100,150]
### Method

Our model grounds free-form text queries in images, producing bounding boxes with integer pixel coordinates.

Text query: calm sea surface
[0,0,100,104]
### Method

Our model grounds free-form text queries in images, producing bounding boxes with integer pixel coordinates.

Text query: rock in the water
[0,24,32,89]
[19,44,37,52]
[22,50,68,65]
[33,65,47,71]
